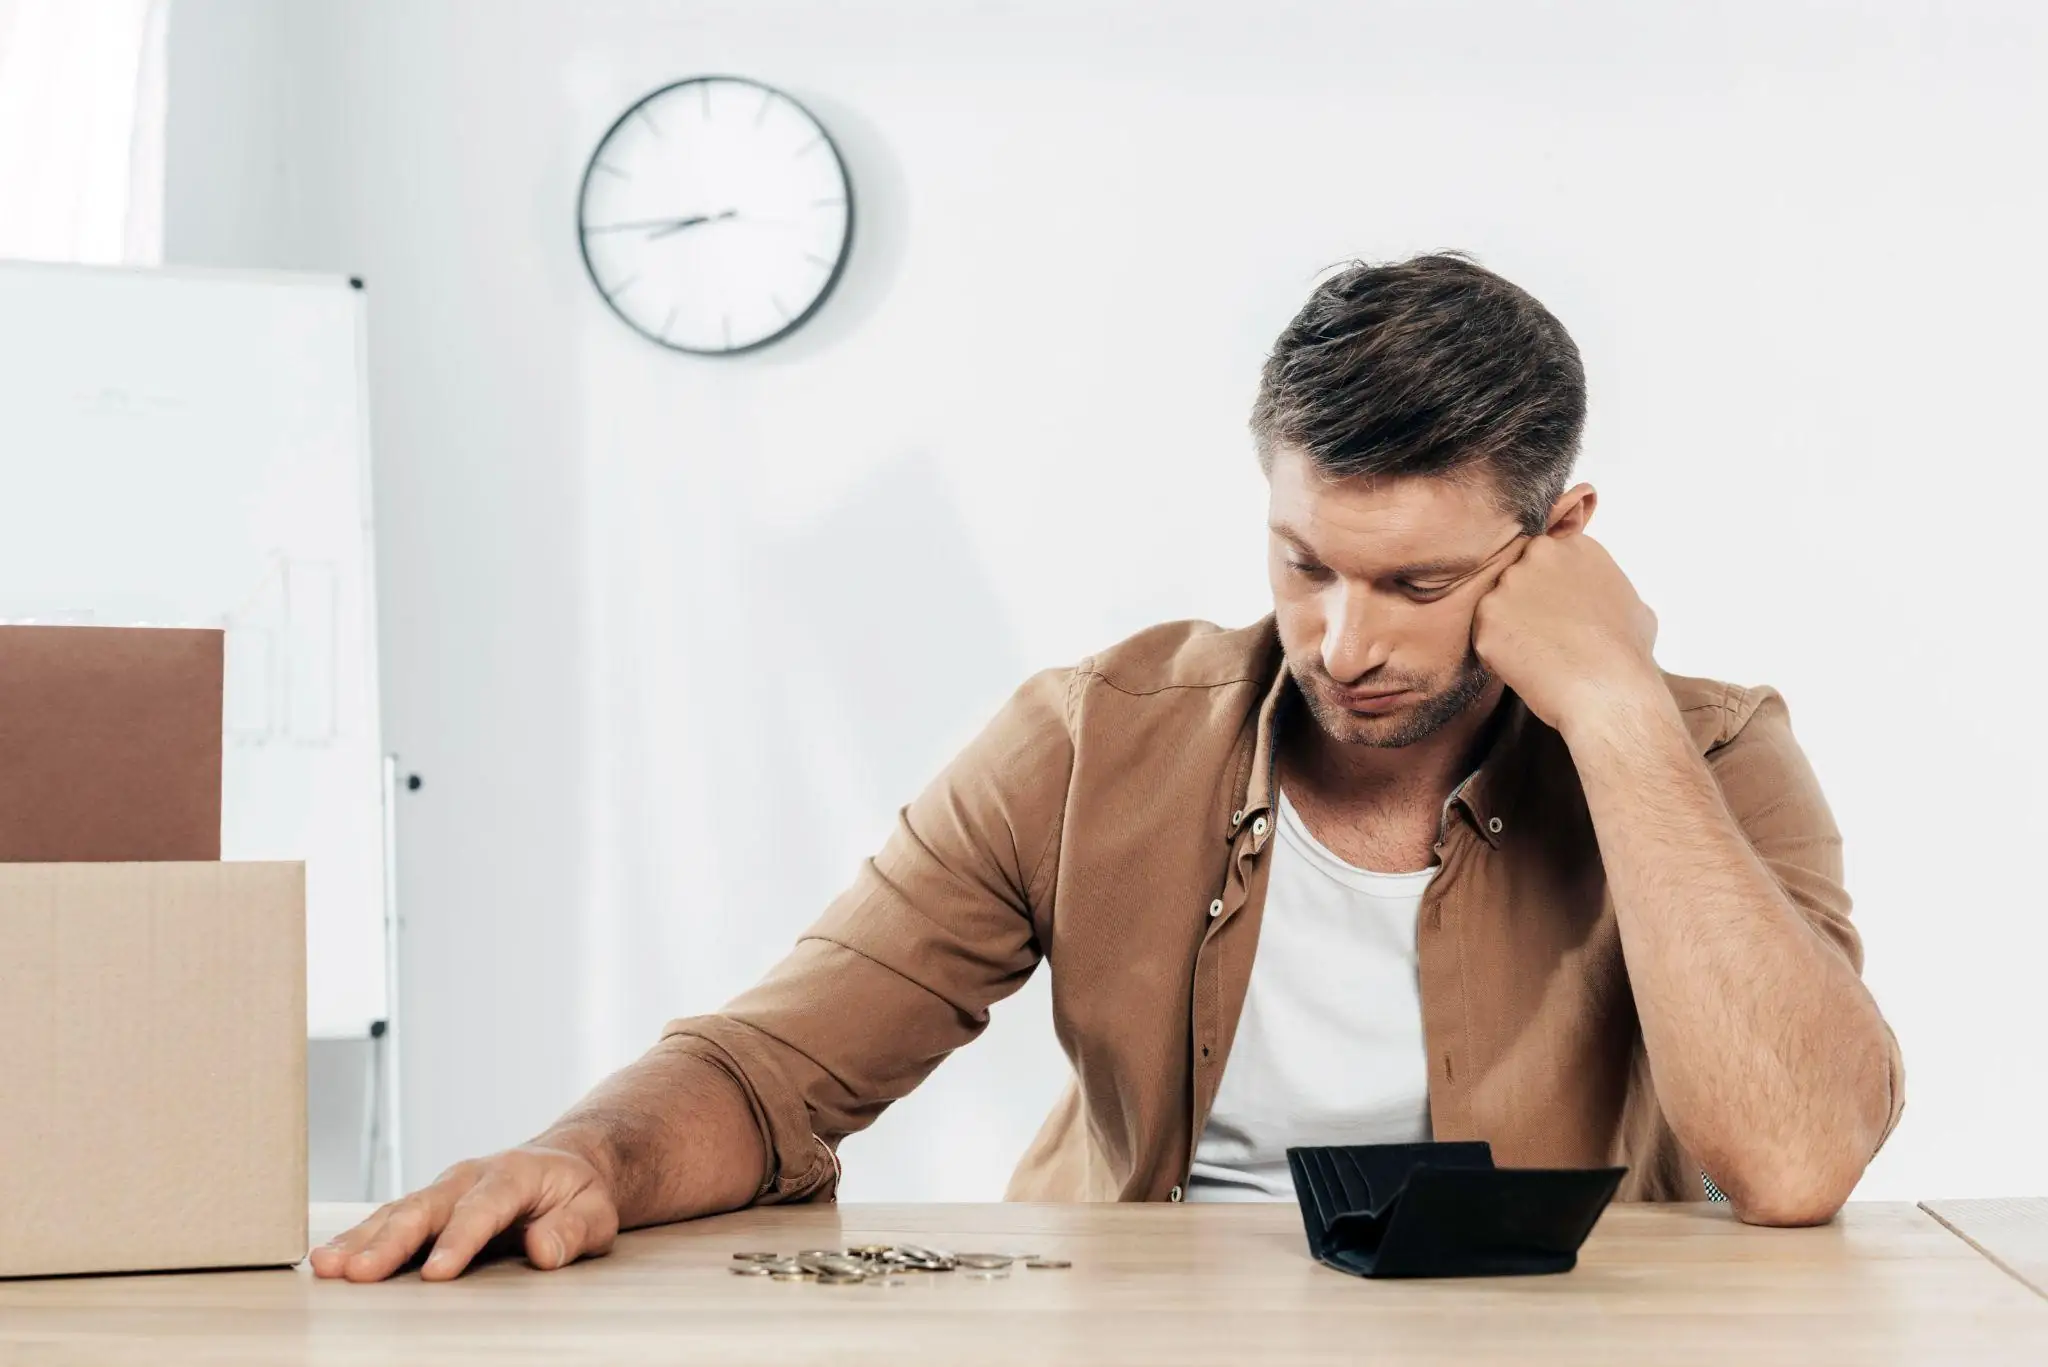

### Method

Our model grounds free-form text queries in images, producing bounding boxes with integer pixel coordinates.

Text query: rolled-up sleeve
[1707,687,1907,1147]
[662,666,1078,1203]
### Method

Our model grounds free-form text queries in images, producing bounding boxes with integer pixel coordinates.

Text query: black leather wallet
[1286,1141,1626,1278]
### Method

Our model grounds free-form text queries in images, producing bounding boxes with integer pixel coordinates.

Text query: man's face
[1267,445,1525,748]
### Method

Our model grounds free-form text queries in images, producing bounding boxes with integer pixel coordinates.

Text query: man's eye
[1395,580,1453,598]
[1287,560,1331,580]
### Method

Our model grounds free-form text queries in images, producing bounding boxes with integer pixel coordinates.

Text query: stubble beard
[1288,647,1495,749]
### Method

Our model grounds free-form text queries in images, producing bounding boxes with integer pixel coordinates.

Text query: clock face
[576,77,853,355]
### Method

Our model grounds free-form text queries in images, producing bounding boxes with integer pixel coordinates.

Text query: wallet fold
[1286,1141,1625,1278]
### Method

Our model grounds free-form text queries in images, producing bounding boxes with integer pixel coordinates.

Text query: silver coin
[1023,1258,1072,1270]
[731,1251,780,1262]
[885,1251,952,1271]
[799,1253,870,1278]
[954,1253,1015,1270]
[729,1263,774,1276]
[894,1242,953,1263]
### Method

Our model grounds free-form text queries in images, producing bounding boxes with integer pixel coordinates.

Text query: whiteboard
[0,261,387,1039]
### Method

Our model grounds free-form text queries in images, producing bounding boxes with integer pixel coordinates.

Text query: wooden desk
[1923,1197,2048,1298]
[3,1201,2043,1364]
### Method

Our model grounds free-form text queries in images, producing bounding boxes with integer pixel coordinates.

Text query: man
[315,253,1903,1283]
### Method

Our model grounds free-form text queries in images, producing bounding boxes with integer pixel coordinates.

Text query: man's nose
[1320,584,1392,685]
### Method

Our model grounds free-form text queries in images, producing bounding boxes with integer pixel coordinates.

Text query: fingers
[308,1207,390,1278]
[325,1170,470,1283]
[421,1166,536,1281]
[308,1147,618,1283]
[522,1187,621,1271]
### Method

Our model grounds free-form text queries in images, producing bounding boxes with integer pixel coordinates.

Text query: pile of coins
[730,1243,1072,1286]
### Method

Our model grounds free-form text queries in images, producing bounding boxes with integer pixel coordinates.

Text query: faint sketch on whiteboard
[225,555,340,747]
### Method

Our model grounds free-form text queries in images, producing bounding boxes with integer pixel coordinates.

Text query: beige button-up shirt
[664,617,1904,1204]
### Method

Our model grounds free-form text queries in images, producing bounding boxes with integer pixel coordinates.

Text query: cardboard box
[0,861,307,1277]
[0,625,223,862]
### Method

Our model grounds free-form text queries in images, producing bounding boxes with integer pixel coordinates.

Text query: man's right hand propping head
[308,1143,621,1282]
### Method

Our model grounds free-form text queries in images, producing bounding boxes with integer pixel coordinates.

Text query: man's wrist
[1556,670,1687,757]
[531,1122,624,1192]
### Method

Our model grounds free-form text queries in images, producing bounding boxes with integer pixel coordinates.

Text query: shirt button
[1252,815,1268,838]
[1208,899,1223,918]
[1487,816,1504,835]
[1168,1185,1184,1203]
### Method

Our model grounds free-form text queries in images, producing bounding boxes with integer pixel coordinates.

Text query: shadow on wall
[748,453,1070,1200]
[756,447,1027,825]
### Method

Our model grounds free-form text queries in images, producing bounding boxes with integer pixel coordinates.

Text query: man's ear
[1545,483,1598,537]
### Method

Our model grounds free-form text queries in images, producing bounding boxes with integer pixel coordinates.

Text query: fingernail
[546,1234,566,1267]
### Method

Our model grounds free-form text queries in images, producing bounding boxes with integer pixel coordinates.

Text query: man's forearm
[1563,688,1894,1224]
[537,1039,768,1230]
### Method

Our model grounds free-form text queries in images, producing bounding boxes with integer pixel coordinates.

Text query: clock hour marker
[756,89,774,126]
[812,196,845,208]
[804,251,834,268]
[605,273,641,297]
[637,107,661,137]
[661,305,678,339]
[591,160,630,180]
[722,315,733,349]
[770,294,790,320]
[793,134,824,157]
[700,82,712,117]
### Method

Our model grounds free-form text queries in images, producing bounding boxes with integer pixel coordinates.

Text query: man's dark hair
[1251,253,1586,534]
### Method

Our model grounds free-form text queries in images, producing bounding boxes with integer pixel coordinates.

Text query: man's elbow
[1729,1039,1899,1227]
[1723,1134,1879,1227]
[1731,1175,1852,1228]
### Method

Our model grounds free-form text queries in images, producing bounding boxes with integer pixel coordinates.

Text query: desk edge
[1919,1200,2048,1302]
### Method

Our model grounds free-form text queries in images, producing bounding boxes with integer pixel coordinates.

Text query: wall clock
[576,76,854,355]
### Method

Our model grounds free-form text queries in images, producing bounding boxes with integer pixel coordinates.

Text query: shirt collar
[1228,662,1293,843]
[1447,689,1528,848]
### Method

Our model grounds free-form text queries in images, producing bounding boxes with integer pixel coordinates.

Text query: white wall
[166,0,2048,1203]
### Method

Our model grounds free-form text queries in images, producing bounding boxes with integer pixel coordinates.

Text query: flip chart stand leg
[372,752,406,1201]
[358,1018,387,1201]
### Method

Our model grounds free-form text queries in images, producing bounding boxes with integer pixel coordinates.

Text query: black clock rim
[575,74,856,357]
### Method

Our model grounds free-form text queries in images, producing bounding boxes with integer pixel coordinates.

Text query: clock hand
[645,208,740,240]
[584,209,739,237]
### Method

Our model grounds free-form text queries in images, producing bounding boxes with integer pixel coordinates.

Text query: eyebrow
[1270,522,1492,579]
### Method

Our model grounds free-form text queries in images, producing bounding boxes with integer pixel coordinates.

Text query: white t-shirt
[1185,788,1435,1202]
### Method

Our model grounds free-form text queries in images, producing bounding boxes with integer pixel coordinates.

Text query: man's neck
[1282,678,1510,809]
